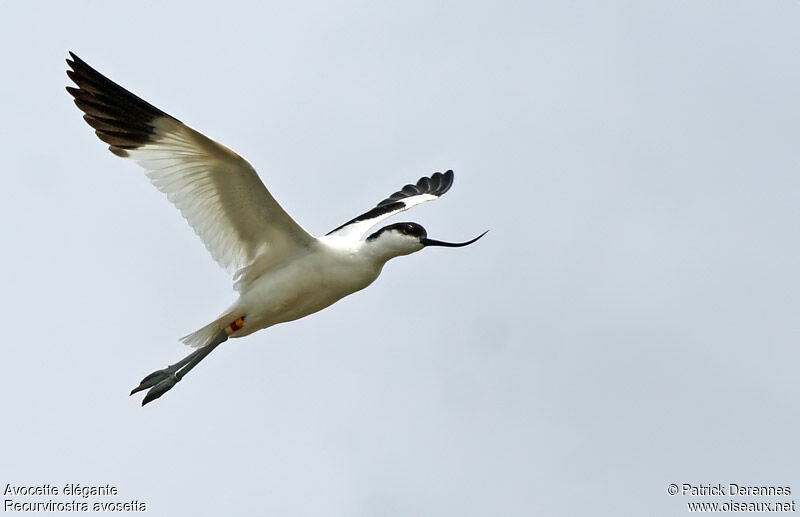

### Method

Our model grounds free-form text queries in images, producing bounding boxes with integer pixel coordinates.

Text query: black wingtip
[66,52,89,73]
[325,169,460,236]
[377,169,456,207]
[65,52,175,155]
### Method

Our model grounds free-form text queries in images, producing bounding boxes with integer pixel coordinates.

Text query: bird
[65,52,487,405]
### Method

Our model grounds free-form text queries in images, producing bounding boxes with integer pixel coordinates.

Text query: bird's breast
[236,250,381,332]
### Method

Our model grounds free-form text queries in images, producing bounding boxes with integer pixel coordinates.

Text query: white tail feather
[180,312,236,348]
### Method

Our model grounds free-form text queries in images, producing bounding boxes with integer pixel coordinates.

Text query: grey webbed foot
[141,375,180,406]
[130,365,180,395]
[129,331,228,406]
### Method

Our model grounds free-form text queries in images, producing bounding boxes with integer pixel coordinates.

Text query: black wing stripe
[326,202,406,236]
[66,52,174,156]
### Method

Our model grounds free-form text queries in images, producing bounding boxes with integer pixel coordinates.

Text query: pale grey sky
[2,1,799,515]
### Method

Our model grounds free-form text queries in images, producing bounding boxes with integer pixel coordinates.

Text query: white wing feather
[326,170,455,241]
[66,53,314,279]
[327,194,436,241]
[125,118,313,274]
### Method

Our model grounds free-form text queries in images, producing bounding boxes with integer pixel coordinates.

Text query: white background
[1,1,798,515]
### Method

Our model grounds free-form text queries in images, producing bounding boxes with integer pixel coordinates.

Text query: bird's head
[365,222,487,261]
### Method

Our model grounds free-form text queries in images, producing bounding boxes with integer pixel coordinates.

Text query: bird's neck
[360,237,414,265]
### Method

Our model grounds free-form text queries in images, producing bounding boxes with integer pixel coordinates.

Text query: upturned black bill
[421,230,488,248]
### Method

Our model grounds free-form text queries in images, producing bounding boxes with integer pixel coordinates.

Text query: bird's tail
[180,311,238,348]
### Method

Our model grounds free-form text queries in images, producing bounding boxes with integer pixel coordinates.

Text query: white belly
[229,249,380,337]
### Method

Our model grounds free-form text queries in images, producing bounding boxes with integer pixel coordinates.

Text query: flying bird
[65,52,486,405]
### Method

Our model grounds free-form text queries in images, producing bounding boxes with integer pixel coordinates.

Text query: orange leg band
[225,317,245,335]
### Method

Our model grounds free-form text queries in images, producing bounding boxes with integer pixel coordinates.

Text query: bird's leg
[129,348,206,395]
[130,329,229,406]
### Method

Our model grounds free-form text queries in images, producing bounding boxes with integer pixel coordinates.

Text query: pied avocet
[66,53,486,405]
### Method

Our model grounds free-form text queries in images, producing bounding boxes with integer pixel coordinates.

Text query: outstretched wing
[327,170,455,239]
[66,52,314,275]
